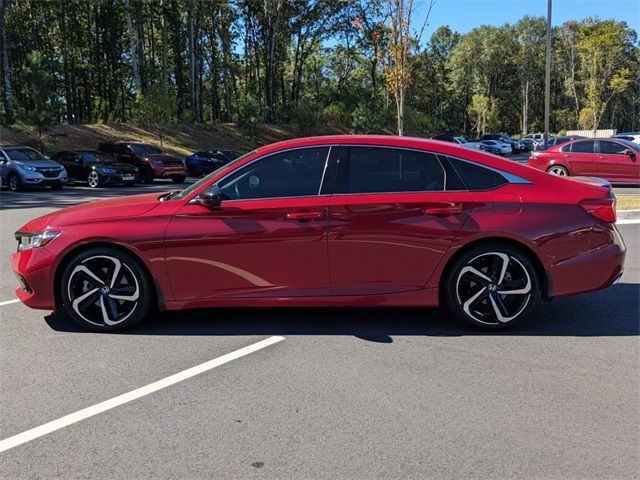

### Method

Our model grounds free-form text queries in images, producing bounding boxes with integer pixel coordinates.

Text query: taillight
[579,198,617,223]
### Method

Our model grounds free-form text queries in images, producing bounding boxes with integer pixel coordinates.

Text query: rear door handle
[286,211,325,221]
[423,203,464,216]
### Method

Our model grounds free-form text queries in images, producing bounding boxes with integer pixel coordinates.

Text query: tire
[87,170,101,188]
[59,247,154,331]
[171,174,187,183]
[139,167,154,184]
[187,165,202,177]
[547,165,569,176]
[442,243,540,330]
[8,172,22,192]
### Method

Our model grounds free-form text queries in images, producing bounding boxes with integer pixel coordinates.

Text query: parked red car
[12,135,625,331]
[528,138,640,183]
[98,141,187,184]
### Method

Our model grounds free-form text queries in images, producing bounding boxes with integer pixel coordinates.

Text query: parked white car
[613,132,640,145]
[452,136,484,150]
[480,140,512,155]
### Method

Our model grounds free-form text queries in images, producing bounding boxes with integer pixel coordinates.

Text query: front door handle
[286,211,325,221]
[423,203,464,216]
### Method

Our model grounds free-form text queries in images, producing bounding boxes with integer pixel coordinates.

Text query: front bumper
[19,171,67,186]
[151,165,187,178]
[11,247,57,310]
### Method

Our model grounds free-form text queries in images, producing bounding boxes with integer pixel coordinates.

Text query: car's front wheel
[171,174,187,183]
[87,170,101,188]
[8,172,22,192]
[59,247,153,331]
[443,244,540,330]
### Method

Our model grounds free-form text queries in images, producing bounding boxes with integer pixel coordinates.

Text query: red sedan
[12,135,625,331]
[528,137,640,183]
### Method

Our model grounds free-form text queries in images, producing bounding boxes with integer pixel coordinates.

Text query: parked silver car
[0,145,68,191]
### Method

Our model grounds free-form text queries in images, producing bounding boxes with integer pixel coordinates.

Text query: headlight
[15,231,61,251]
[99,168,117,174]
[60,166,67,174]
[151,160,164,166]
[16,164,37,172]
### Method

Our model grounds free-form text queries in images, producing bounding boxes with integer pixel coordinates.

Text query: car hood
[15,159,63,168]
[95,162,137,170]
[19,192,163,231]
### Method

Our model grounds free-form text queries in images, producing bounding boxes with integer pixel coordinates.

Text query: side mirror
[198,185,223,209]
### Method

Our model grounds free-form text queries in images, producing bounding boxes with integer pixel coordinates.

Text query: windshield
[454,137,467,144]
[82,152,117,164]
[172,150,256,200]
[131,144,163,156]
[5,148,46,161]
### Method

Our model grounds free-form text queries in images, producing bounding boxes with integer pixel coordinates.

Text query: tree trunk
[124,0,141,94]
[0,0,15,124]
[168,0,185,118]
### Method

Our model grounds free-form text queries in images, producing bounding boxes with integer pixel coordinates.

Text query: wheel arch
[546,160,571,174]
[438,236,552,303]
[53,241,165,311]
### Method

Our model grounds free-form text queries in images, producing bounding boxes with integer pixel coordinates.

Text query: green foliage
[351,101,390,134]
[233,93,264,138]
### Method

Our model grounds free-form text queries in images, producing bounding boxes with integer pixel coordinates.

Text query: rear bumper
[547,225,626,298]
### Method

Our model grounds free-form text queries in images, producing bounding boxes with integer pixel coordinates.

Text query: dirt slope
[0,122,348,157]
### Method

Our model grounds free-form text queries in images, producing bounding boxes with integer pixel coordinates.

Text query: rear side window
[560,144,572,153]
[99,143,114,153]
[570,140,595,153]
[599,140,628,155]
[218,147,329,200]
[447,157,507,191]
[346,147,445,193]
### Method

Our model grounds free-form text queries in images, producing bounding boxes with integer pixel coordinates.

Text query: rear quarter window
[447,157,508,191]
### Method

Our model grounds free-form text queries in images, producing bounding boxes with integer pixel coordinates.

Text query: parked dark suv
[97,141,187,184]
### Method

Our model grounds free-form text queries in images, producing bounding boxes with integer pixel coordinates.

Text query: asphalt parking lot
[0,180,639,479]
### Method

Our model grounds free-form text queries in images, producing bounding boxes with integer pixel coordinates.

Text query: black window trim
[209,145,335,203]
[443,154,533,190]
[332,144,449,196]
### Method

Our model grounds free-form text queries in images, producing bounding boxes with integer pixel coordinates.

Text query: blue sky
[416,0,640,42]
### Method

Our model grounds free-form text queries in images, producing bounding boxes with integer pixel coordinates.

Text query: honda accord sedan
[11,135,626,331]
[528,138,640,183]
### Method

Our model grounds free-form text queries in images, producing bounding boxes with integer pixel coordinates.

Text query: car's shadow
[45,283,639,342]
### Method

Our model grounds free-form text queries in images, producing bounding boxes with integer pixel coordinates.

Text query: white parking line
[0,335,286,453]
[0,299,20,306]
[617,219,640,225]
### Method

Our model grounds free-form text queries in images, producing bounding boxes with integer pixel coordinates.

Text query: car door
[327,146,472,296]
[563,140,597,176]
[65,153,85,180]
[597,140,638,182]
[164,146,335,300]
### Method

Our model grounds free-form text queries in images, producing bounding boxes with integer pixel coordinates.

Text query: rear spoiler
[565,176,612,190]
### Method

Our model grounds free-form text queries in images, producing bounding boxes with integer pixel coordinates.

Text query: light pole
[543,0,552,148]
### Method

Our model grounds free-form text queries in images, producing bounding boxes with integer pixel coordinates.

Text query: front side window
[218,147,329,200]
[570,140,595,153]
[131,144,163,156]
[599,140,628,155]
[345,147,445,194]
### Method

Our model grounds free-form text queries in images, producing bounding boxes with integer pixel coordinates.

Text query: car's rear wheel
[87,170,101,188]
[547,165,569,176]
[8,172,22,192]
[59,247,153,331]
[443,244,540,330]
